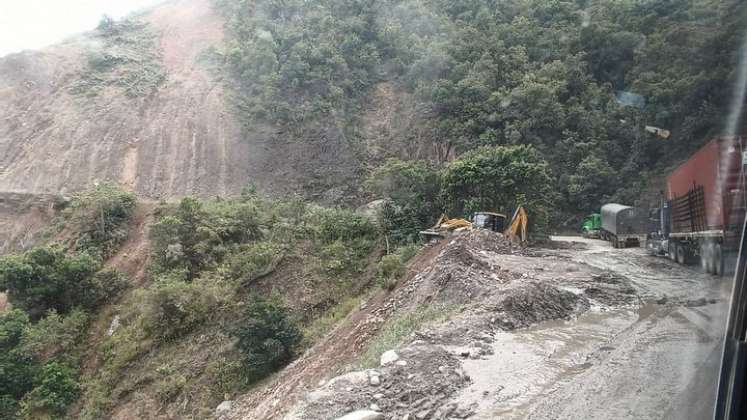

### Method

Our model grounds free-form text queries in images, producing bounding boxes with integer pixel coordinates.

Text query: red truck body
[667,137,747,237]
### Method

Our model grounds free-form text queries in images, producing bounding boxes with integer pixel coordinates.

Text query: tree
[0,247,100,318]
[441,145,554,232]
[232,295,301,382]
[366,159,442,244]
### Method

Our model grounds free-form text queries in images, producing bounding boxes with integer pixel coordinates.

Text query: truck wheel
[700,243,711,273]
[676,243,687,265]
[713,243,724,276]
[669,241,677,261]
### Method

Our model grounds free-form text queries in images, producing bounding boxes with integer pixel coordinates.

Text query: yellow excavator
[419,206,528,243]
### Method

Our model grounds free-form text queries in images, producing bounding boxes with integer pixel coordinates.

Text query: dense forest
[216,0,747,231]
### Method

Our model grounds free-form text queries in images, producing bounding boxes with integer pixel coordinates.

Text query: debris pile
[293,346,474,420]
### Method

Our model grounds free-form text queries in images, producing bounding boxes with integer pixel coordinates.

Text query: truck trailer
[600,203,650,248]
[664,136,747,274]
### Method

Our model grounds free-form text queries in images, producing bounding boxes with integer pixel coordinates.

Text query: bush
[150,197,264,280]
[310,207,377,244]
[377,245,419,290]
[0,310,34,401]
[0,246,100,317]
[367,159,442,246]
[377,254,405,290]
[136,280,221,342]
[20,361,80,418]
[226,242,284,284]
[20,310,89,361]
[232,295,302,383]
[320,240,367,276]
[67,183,136,259]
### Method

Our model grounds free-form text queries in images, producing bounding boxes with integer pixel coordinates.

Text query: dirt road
[486,236,731,420]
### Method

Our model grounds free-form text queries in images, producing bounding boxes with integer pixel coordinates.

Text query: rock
[369,375,381,386]
[334,410,385,420]
[380,350,400,366]
[370,403,381,411]
[373,393,385,399]
[415,409,432,419]
[215,400,233,418]
[395,360,408,366]
[106,314,120,336]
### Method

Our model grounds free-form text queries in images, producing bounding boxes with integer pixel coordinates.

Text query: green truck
[581,213,602,238]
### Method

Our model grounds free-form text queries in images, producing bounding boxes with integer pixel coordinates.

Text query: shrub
[0,310,34,401]
[310,208,377,244]
[67,183,136,259]
[226,242,284,284]
[0,246,100,317]
[136,280,221,342]
[150,197,264,280]
[232,295,302,383]
[20,361,80,418]
[319,241,365,276]
[20,310,89,361]
[377,254,405,290]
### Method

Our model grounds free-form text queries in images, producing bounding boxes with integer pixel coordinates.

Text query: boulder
[334,410,384,420]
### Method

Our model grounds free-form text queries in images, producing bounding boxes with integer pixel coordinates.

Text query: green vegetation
[217,0,747,228]
[72,193,381,419]
[0,246,102,317]
[359,304,460,368]
[232,294,302,383]
[70,17,165,98]
[65,183,136,260]
[0,309,88,420]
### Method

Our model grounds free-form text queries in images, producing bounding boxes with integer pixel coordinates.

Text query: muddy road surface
[498,236,730,420]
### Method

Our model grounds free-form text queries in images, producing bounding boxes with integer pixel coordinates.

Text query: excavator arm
[504,206,528,244]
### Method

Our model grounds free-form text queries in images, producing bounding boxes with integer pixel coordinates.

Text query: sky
[0,0,164,57]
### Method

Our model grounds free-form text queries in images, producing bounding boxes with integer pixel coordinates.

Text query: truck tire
[700,243,711,273]
[676,243,687,265]
[713,243,724,276]
[669,241,677,261]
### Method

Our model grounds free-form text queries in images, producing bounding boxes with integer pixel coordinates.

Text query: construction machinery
[419,214,474,242]
[419,207,528,244]
[505,206,528,244]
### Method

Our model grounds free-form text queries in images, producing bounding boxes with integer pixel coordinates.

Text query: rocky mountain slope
[0,0,408,203]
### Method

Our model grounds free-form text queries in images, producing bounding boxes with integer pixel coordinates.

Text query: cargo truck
[658,136,747,274]
[600,203,650,248]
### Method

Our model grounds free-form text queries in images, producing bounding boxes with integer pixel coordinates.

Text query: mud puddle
[453,306,644,419]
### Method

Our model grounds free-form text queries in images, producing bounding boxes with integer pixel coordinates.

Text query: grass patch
[358,304,461,368]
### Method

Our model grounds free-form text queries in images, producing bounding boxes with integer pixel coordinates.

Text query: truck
[661,136,747,274]
[600,203,650,248]
[581,213,602,238]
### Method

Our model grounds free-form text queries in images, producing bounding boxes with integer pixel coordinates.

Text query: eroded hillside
[0,0,423,205]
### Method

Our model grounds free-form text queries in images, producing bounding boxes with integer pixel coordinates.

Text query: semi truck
[649,136,747,275]
[600,203,650,248]
[581,213,602,238]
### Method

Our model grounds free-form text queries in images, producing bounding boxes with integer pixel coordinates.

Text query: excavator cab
[473,212,506,232]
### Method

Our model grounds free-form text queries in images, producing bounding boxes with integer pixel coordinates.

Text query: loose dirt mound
[291,346,472,420]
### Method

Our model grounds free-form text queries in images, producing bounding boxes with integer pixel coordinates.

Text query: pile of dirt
[578,272,638,307]
[290,346,474,420]
[490,282,585,330]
